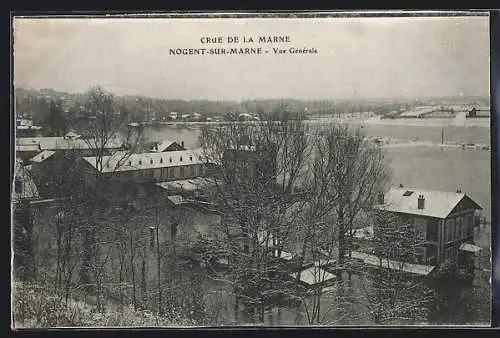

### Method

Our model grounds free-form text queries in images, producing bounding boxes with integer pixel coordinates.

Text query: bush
[13,281,87,327]
[12,280,201,328]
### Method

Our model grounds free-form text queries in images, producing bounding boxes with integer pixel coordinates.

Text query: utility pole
[441,127,444,145]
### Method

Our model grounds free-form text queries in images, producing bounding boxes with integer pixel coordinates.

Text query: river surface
[141,118,491,325]
[143,118,491,219]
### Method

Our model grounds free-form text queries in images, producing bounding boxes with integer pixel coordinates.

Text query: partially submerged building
[374,186,483,269]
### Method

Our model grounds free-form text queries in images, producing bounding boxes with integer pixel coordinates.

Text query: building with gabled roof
[16,136,123,158]
[149,140,185,152]
[374,185,483,268]
[80,149,208,190]
[13,159,39,202]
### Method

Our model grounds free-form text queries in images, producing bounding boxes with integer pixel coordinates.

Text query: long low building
[16,135,123,160]
[81,149,208,188]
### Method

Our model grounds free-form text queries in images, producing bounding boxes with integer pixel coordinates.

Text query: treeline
[17,87,481,127]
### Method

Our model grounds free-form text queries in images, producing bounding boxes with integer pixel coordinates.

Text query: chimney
[377,192,385,204]
[418,195,425,209]
[456,188,462,193]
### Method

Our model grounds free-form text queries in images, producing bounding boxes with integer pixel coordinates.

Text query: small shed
[290,266,337,291]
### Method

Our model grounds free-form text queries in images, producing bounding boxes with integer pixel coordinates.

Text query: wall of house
[88,163,206,186]
[439,210,475,264]
[27,196,221,308]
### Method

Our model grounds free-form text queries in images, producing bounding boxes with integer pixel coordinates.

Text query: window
[461,215,468,238]
[149,227,156,249]
[426,219,438,242]
[180,167,185,177]
[445,220,453,242]
[189,156,193,161]
[190,165,195,177]
[445,246,454,261]
[128,160,132,166]
[455,217,462,239]
[15,178,22,193]
[139,160,142,165]
[150,159,153,164]
[169,168,174,179]
[160,158,163,164]
[467,214,474,236]
[169,157,172,163]
[154,169,161,179]
[414,218,426,241]
[180,156,183,162]
[403,190,414,197]
[426,245,437,263]
[415,247,426,264]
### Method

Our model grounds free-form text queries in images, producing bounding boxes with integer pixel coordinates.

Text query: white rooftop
[16,144,40,152]
[353,226,374,240]
[150,140,183,152]
[17,137,61,146]
[16,136,121,151]
[274,250,293,261]
[290,266,337,286]
[155,177,216,192]
[167,195,188,205]
[349,251,435,276]
[375,186,482,219]
[30,150,56,163]
[83,149,205,173]
[459,243,482,253]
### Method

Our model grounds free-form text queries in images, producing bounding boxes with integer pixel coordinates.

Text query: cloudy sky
[13,15,490,101]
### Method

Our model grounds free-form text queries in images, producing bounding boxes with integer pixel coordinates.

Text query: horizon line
[14,86,490,103]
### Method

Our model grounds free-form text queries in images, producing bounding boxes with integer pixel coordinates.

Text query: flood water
[141,119,491,325]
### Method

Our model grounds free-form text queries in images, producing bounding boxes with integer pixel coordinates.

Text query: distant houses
[149,140,186,152]
[16,118,43,137]
[16,133,123,163]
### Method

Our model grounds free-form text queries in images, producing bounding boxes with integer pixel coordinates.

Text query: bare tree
[313,124,389,281]
[198,117,310,323]
[358,210,432,324]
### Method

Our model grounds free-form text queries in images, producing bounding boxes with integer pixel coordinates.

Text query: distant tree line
[18,87,488,131]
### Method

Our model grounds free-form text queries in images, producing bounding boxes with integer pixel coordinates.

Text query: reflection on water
[142,119,490,149]
[142,122,490,325]
[141,123,491,219]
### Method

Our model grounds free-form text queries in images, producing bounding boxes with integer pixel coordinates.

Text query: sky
[13,15,490,101]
